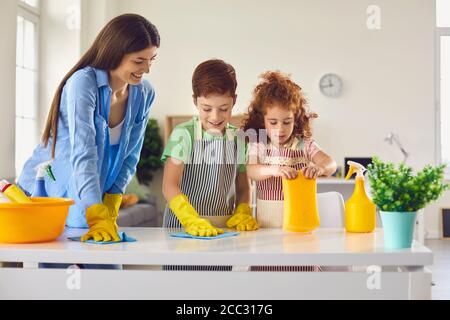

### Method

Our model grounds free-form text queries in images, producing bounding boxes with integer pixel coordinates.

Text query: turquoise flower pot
[380,211,417,249]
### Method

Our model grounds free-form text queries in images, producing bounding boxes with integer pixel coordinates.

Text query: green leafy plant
[136,118,163,184]
[367,156,448,212]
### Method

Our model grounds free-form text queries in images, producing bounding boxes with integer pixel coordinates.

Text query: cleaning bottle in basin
[282,171,320,233]
[32,161,56,197]
[344,161,376,233]
[0,180,32,203]
[0,192,10,203]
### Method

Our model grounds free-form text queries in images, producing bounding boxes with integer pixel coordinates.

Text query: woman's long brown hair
[42,13,160,158]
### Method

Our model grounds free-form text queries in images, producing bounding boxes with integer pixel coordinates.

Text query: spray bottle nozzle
[345,161,367,180]
[46,166,56,181]
[35,161,56,181]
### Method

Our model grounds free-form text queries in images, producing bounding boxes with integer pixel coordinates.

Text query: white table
[0,228,432,300]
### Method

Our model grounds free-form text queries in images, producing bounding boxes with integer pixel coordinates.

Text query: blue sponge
[68,231,136,244]
[170,231,239,240]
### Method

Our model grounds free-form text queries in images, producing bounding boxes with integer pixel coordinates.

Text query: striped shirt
[249,136,321,201]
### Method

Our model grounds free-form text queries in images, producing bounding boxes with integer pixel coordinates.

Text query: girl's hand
[273,166,298,180]
[301,164,324,179]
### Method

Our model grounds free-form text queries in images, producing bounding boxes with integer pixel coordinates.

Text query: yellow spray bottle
[344,161,376,233]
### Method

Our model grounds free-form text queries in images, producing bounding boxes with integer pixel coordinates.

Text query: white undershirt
[109,118,125,145]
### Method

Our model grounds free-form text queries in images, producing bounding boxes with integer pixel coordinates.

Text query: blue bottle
[32,161,56,197]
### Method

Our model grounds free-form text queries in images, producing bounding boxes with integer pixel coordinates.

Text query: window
[437,0,450,27]
[15,0,39,176]
[436,0,450,178]
[19,0,39,10]
[440,35,450,175]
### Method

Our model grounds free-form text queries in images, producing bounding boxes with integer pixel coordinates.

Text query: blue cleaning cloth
[68,231,136,244]
[170,231,239,240]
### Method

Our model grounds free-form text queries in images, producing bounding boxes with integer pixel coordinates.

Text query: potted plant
[136,118,163,184]
[367,157,448,249]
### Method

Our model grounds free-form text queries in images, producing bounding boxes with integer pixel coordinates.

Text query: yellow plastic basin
[0,197,74,243]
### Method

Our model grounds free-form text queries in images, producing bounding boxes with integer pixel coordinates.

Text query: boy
[161,59,258,237]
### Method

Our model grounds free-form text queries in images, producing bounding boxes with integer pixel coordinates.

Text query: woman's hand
[301,164,325,179]
[81,204,120,242]
[273,166,299,180]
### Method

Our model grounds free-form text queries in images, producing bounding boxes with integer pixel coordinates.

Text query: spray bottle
[32,161,56,197]
[344,161,376,233]
[0,180,32,203]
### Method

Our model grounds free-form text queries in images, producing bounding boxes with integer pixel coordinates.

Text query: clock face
[319,73,343,97]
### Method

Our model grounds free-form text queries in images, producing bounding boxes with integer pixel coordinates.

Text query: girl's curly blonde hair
[242,71,317,141]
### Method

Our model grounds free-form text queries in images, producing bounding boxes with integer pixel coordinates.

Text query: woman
[18,14,160,243]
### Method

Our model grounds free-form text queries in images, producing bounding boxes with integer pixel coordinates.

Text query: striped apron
[163,118,237,271]
[253,139,320,272]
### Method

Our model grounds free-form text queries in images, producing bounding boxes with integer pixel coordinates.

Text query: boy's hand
[227,203,259,231]
[185,218,224,237]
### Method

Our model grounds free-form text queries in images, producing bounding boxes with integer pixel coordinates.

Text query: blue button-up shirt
[18,67,155,227]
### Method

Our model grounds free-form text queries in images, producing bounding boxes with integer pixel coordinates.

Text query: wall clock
[319,73,343,98]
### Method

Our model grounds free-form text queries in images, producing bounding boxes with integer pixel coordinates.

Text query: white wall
[80,0,120,53]
[0,0,17,180]
[111,0,435,167]
[39,0,81,130]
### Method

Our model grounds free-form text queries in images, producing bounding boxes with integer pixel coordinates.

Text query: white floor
[426,239,450,300]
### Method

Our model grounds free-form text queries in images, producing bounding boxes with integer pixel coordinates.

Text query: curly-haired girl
[244,71,336,230]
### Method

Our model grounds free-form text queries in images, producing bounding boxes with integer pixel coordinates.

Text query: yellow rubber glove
[226,203,259,231]
[103,193,122,228]
[169,194,224,237]
[81,204,120,242]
